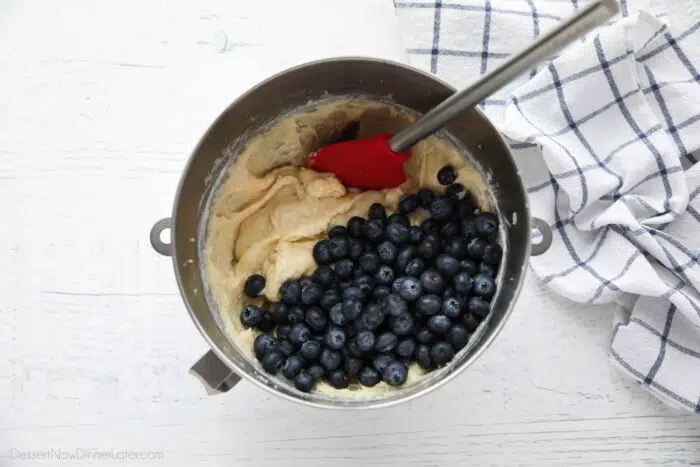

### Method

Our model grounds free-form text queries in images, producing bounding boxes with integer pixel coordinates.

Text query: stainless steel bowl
[149,57,551,409]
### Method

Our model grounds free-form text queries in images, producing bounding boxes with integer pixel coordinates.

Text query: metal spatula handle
[388,0,620,153]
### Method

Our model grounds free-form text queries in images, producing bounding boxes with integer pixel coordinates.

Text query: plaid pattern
[395,0,700,411]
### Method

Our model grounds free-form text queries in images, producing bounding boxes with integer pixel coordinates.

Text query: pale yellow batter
[202,98,489,397]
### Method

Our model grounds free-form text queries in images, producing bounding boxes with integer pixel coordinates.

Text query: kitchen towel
[395,0,700,411]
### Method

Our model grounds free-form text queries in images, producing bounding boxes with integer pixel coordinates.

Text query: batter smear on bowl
[202,98,501,396]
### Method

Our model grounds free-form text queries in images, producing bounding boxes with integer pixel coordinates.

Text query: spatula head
[306,133,411,190]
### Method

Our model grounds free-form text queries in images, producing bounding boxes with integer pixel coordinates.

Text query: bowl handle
[530,217,553,256]
[150,218,172,256]
[189,350,242,395]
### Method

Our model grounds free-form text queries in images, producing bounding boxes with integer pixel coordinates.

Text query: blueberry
[373,285,391,300]
[364,219,384,243]
[427,315,451,334]
[386,222,409,245]
[436,254,461,277]
[368,203,388,222]
[299,276,314,290]
[416,327,436,344]
[395,246,417,273]
[320,348,342,370]
[289,323,311,347]
[280,280,302,304]
[482,244,502,265]
[420,269,445,294]
[304,306,327,331]
[417,294,442,316]
[446,324,470,350]
[430,342,455,366]
[461,313,481,332]
[278,340,294,356]
[460,259,478,275]
[308,364,326,381]
[424,232,440,244]
[467,237,487,261]
[461,218,477,238]
[472,274,496,299]
[320,289,341,311]
[356,330,376,352]
[253,334,278,361]
[334,259,355,280]
[480,263,497,277]
[346,340,363,358]
[397,276,422,301]
[329,225,347,238]
[287,306,305,325]
[276,324,291,340]
[417,188,434,208]
[329,235,350,259]
[421,218,440,234]
[301,281,323,306]
[408,226,423,245]
[446,183,464,199]
[282,355,304,379]
[258,312,274,332]
[244,274,266,298]
[338,280,352,290]
[454,272,473,295]
[389,312,415,336]
[300,340,322,361]
[387,212,410,227]
[398,194,420,213]
[240,305,264,328]
[349,238,364,260]
[353,275,375,298]
[377,241,399,264]
[343,297,363,321]
[415,345,433,369]
[374,265,395,285]
[383,361,408,386]
[458,196,477,218]
[442,286,456,299]
[418,238,440,260]
[404,258,426,276]
[392,277,405,294]
[430,196,454,221]
[440,222,459,238]
[328,369,349,389]
[468,296,491,318]
[261,351,285,374]
[395,337,417,358]
[384,293,408,317]
[437,165,457,185]
[358,366,382,387]
[359,252,380,273]
[343,286,364,302]
[312,240,333,265]
[475,212,499,237]
[375,332,398,353]
[270,302,289,325]
[358,302,385,331]
[312,265,335,287]
[441,296,463,319]
[325,326,346,350]
[294,370,314,392]
[347,216,366,238]
[345,357,363,378]
[373,354,394,373]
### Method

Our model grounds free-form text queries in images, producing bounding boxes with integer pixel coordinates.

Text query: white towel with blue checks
[395,0,700,411]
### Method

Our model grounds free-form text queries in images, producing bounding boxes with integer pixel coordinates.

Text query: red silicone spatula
[307,0,619,190]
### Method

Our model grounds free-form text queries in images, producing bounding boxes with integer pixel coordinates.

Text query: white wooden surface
[1,0,700,465]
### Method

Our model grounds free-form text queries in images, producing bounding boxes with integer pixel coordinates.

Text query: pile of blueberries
[238,165,501,393]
